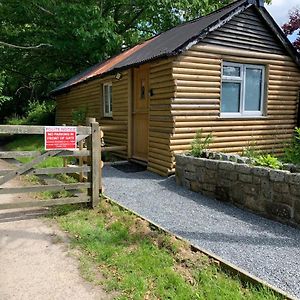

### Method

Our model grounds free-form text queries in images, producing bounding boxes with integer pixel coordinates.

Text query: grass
[49,200,283,300]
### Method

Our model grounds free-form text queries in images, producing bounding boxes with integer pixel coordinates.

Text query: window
[103,83,112,117]
[221,62,265,117]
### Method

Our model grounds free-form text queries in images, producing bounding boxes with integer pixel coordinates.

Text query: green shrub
[6,100,56,125]
[254,154,283,169]
[71,106,88,125]
[242,142,260,163]
[190,130,213,158]
[284,127,300,165]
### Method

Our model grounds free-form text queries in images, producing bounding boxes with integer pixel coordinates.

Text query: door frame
[131,64,150,162]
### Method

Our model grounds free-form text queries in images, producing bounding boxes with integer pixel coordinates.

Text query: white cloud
[266,0,300,26]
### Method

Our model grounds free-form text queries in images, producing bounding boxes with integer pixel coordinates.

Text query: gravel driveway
[103,163,300,299]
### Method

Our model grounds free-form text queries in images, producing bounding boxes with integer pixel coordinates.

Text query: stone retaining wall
[175,154,300,227]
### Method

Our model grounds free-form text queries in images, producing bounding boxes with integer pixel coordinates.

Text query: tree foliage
[0,0,271,122]
[282,8,300,51]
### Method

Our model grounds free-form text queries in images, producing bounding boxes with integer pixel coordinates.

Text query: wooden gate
[0,121,101,210]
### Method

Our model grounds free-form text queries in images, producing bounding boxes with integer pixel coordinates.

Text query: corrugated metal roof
[53,0,300,95]
[52,0,248,95]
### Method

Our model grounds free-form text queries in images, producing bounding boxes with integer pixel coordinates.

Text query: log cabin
[51,0,300,176]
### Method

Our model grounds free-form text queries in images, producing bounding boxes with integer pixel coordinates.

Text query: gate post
[86,118,102,208]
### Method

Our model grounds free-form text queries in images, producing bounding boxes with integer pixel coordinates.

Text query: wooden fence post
[86,118,101,208]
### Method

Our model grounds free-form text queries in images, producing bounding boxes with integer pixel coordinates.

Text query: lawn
[5,135,283,300]
[50,201,282,300]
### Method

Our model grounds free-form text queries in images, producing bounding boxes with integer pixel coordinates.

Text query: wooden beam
[0,182,90,194]
[0,125,91,135]
[0,196,90,210]
[0,151,40,159]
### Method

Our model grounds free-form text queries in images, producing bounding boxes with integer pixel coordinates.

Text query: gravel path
[103,164,300,299]
[0,159,111,300]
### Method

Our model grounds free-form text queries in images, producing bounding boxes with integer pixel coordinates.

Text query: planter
[175,153,300,227]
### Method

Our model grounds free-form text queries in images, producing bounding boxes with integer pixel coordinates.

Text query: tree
[0,0,271,122]
[282,8,300,51]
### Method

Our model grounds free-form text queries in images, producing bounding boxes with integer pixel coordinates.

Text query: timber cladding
[56,71,129,158]
[171,43,300,156]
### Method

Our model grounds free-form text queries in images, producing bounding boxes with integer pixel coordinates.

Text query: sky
[266,0,299,41]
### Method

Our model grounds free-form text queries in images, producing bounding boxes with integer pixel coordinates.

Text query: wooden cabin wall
[55,71,129,157]
[170,7,300,160]
[148,59,176,176]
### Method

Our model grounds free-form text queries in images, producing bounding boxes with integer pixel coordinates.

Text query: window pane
[104,85,110,114]
[245,68,262,111]
[109,85,112,113]
[221,82,241,113]
[223,66,240,77]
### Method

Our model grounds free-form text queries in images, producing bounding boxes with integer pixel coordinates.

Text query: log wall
[148,59,176,176]
[171,44,300,156]
[55,71,129,157]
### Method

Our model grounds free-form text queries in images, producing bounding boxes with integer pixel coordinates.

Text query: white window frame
[221,62,265,118]
[103,82,112,117]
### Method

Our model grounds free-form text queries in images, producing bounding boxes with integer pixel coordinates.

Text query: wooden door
[132,65,149,162]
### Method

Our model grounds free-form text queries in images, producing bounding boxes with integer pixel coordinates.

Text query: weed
[284,127,300,165]
[190,130,213,158]
[254,154,283,169]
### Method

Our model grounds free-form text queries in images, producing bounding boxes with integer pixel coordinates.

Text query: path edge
[104,194,298,300]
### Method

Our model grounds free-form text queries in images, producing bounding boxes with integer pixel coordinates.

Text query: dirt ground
[0,159,111,300]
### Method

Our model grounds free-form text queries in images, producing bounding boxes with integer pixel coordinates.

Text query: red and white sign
[45,126,77,150]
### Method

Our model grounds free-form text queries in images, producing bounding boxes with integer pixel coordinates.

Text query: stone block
[175,175,182,186]
[184,163,196,173]
[235,164,252,174]
[252,166,270,177]
[175,154,189,165]
[217,178,232,188]
[286,173,300,185]
[205,159,219,170]
[219,161,235,171]
[184,170,196,181]
[183,179,191,189]
[195,167,205,182]
[290,184,300,196]
[261,178,272,200]
[204,169,217,182]
[265,202,292,220]
[272,193,294,207]
[253,176,261,184]
[218,170,238,181]
[243,183,258,196]
[202,183,216,192]
[269,170,288,182]
[216,186,230,202]
[192,157,206,167]
[272,182,289,194]
[239,173,253,183]
[190,181,200,193]
[231,187,245,206]
[244,194,265,213]
[294,200,300,223]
